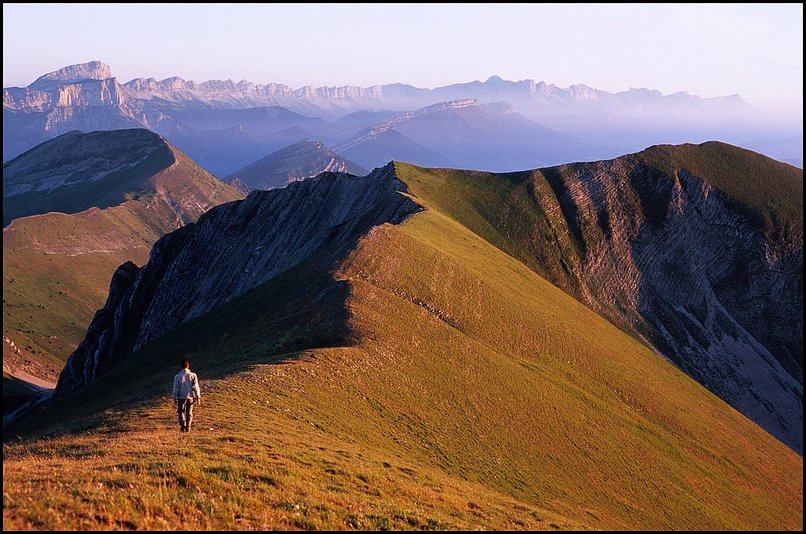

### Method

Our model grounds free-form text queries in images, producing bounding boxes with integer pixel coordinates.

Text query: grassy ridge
[392,141,805,294]
[389,163,582,295]
[4,162,801,529]
[635,141,803,245]
[393,155,803,448]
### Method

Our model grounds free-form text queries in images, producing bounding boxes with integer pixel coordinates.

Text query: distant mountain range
[6,61,800,175]
[23,62,747,118]
[334,99,608,171]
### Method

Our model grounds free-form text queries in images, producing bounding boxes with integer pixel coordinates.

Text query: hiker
[172,358,202,432]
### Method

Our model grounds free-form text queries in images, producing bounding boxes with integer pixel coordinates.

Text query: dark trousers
[177,398,195,430]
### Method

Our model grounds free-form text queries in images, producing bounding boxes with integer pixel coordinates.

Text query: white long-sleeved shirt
[173,368,201,401]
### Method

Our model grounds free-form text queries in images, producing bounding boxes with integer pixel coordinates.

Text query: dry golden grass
[3,358,584,531]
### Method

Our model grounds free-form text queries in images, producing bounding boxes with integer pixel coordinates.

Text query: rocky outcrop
[29,61,113,87]
[54,165,421,396]
[554,162,801,449]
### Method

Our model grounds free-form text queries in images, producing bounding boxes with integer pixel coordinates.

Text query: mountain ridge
[226,139,367,192]
[29,60,113,87]
[393,142,803,451]
[5,61,774,175]
[3,129,175,225]
[5,62,750,120]
[51,141,803,454]
[55,165,419,395]
[3,129,242,387]
[8,143,800,530]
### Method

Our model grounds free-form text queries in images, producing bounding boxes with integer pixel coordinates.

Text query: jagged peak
[12,63,750,109]
[625,87,663,96]
[298,138,326,150]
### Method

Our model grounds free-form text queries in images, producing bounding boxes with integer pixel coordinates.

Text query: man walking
[173,358,202,432]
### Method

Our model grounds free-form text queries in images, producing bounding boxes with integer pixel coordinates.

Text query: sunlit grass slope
[391,143,803,297]
[3,162,802,530]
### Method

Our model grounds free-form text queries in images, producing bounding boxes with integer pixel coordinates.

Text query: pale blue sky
[3,3,802,114]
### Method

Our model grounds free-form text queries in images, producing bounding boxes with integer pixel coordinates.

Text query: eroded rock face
[30,61,113,86]
[54,165,421,397]
[530,158,803,452]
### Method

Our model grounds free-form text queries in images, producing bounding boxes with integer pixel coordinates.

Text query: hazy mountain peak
[226,138,368,191]
[481,101,517,114]
[626,86,663,96]
[30,61,112,86]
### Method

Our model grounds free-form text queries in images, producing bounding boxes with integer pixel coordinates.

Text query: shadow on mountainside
[6,168,422,440]
[5,259,352,439]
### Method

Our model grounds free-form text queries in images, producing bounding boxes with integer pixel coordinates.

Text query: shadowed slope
[2,131,242,386]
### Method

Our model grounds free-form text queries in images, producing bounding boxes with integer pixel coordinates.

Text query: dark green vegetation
[4,147,802,530]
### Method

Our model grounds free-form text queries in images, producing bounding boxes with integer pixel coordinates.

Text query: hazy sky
[3,3,802,114]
